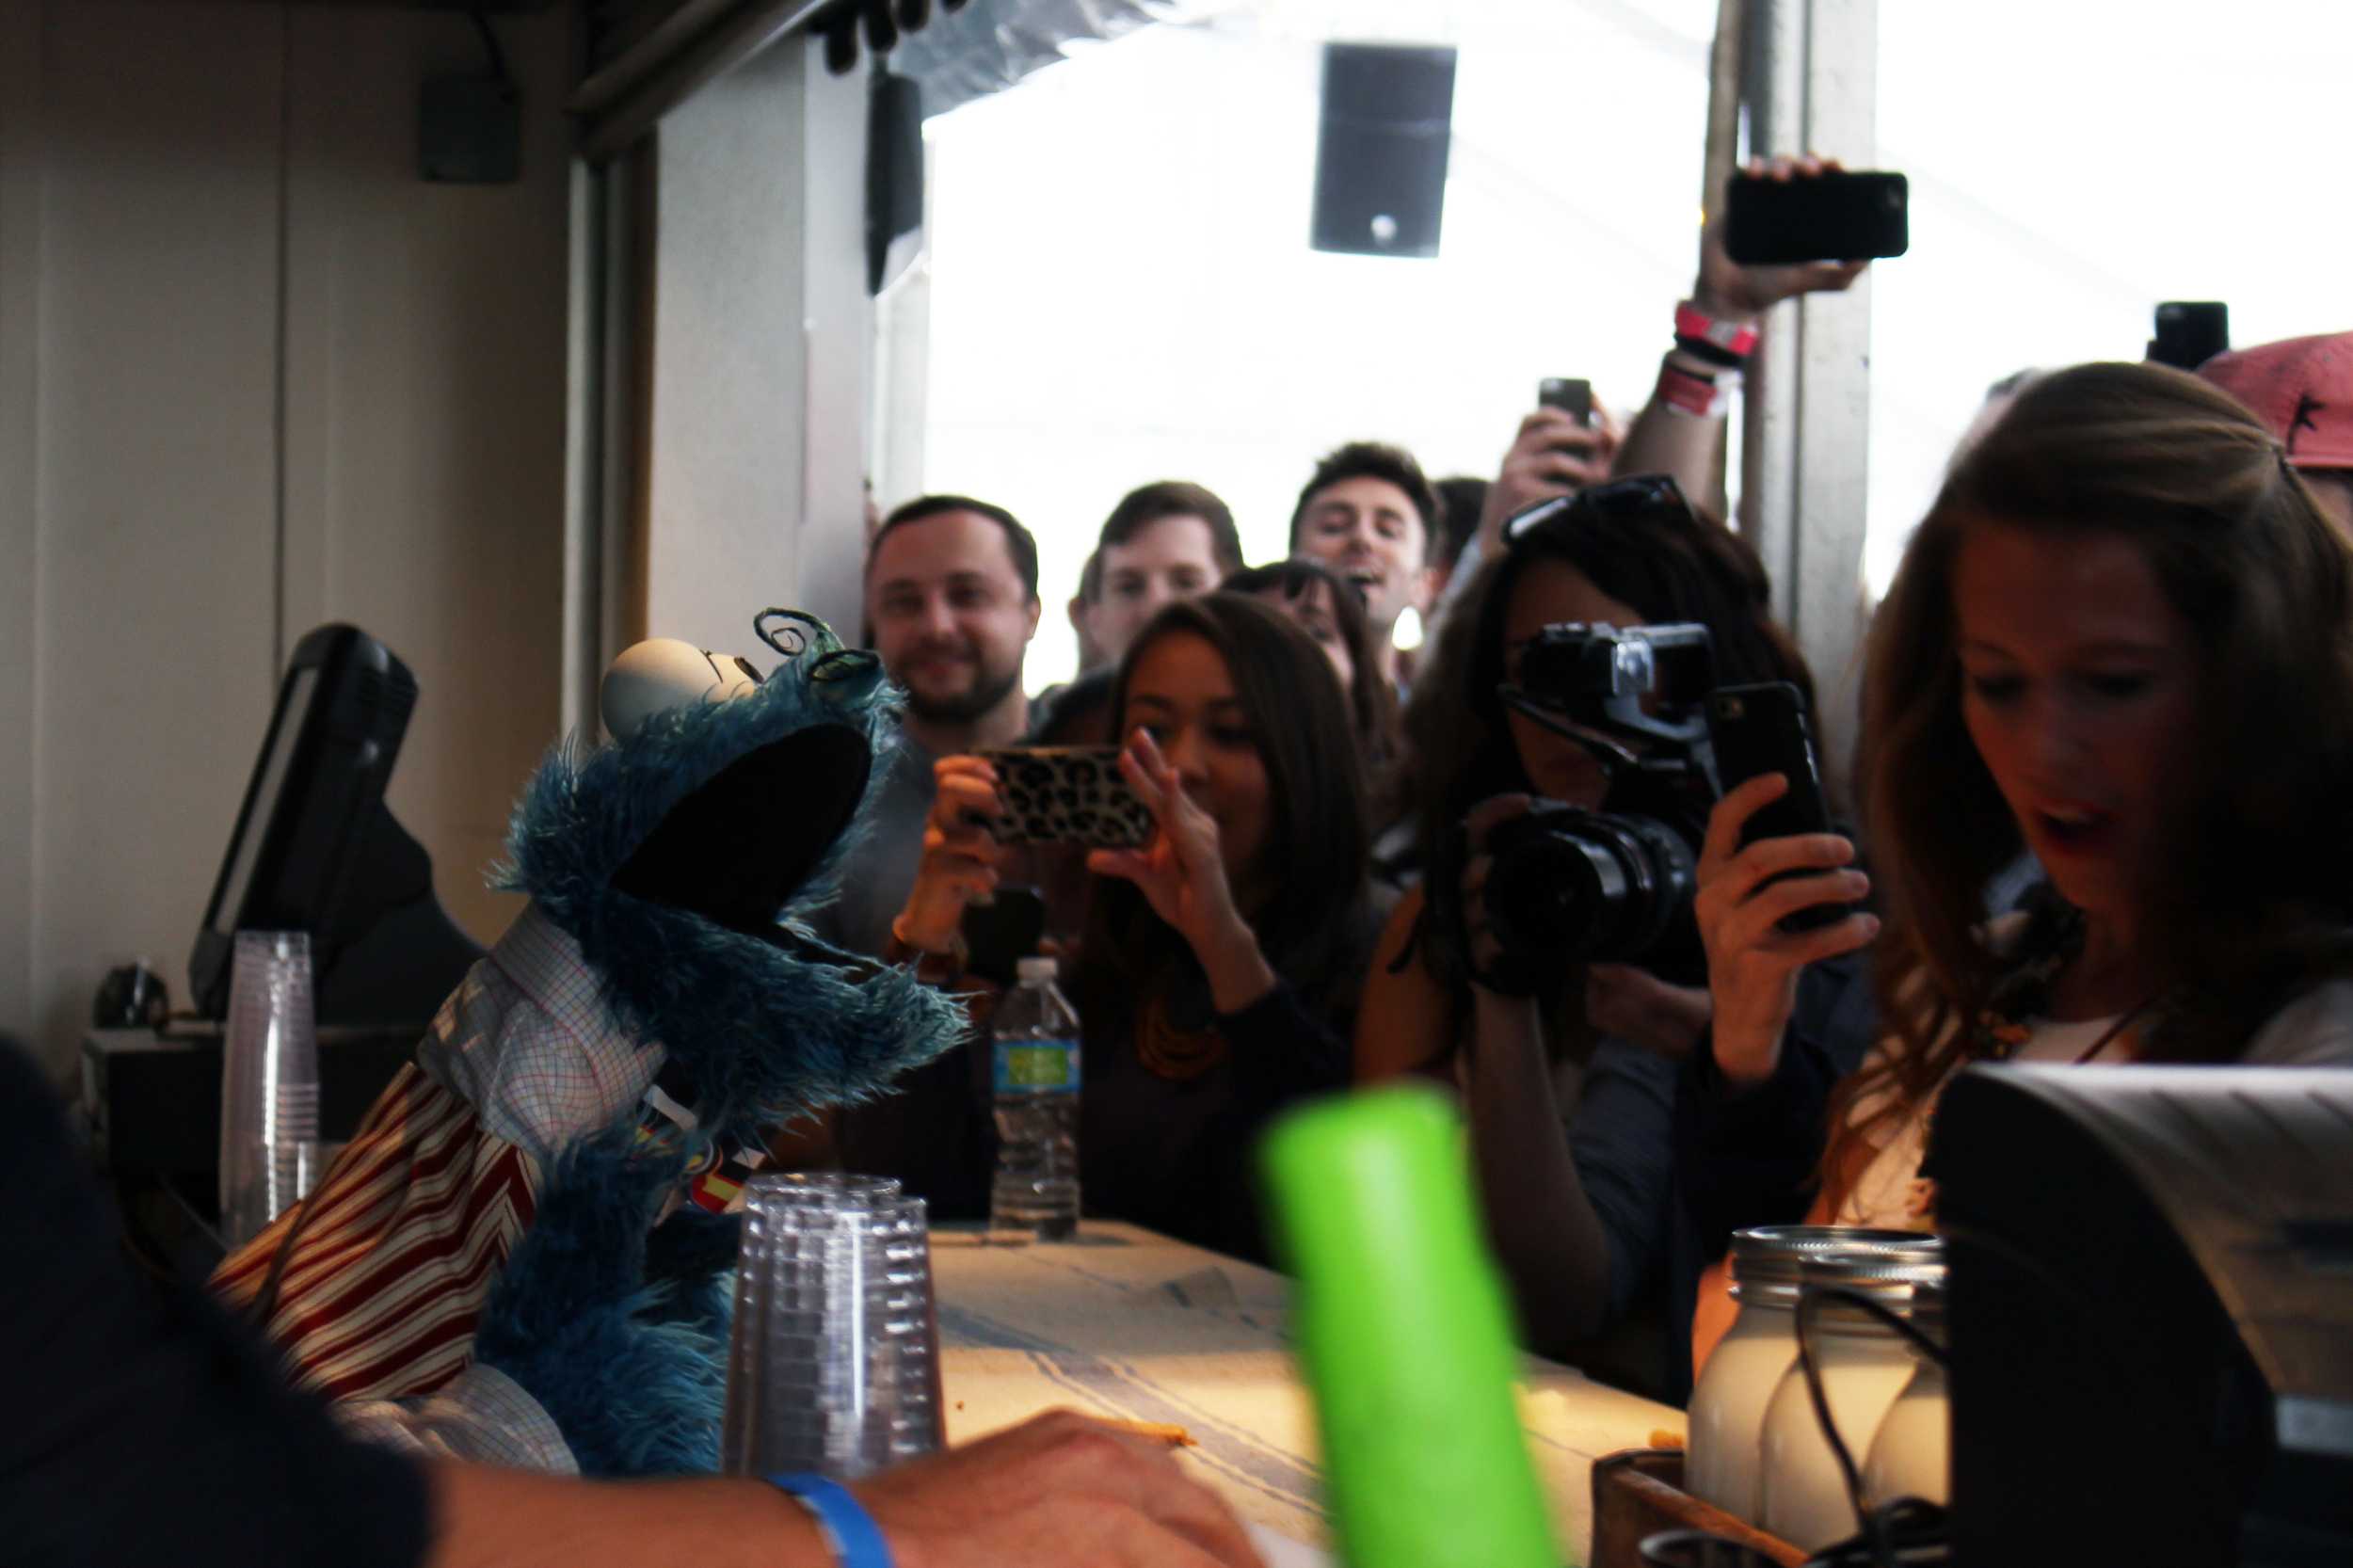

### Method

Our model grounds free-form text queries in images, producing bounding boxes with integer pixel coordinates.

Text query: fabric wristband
[1657,360,1734,419]
[766,1473,897,1568]
[1674,299,1761,360]
[1674,334,1747,369]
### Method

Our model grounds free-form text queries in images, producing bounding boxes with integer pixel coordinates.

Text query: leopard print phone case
[979,746,1155,849]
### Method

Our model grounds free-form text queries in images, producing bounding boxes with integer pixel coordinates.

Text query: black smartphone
[2147,301,2229,371]
[1707,681,1849,932]
[961,887,1047,986]
[1538,376,1593,425]
[1723,169,1908,265]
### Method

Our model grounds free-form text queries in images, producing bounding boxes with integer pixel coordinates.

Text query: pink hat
[2199,331,2353,472]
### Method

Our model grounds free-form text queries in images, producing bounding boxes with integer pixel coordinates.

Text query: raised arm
[1612,153,1870,514]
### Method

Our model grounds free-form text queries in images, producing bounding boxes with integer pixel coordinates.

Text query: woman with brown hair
[1689,360,2353,1364]
[891,592,1378,1261]
[1355,475,1869,1398]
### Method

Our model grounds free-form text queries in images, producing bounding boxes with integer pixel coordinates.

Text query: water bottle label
[995,1037,1080,1095]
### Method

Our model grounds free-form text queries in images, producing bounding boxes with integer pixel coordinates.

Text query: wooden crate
[1589,1448,1809,1568]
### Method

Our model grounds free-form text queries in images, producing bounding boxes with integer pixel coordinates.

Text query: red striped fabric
[214,1062,540,1402]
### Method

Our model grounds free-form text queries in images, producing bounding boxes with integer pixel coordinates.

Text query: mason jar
[1862,1276,1949,1508]
[1686,1226,1940,1525]
[1758,1250,1946,1553]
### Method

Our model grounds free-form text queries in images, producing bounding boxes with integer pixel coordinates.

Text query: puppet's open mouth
[612,722,872,940]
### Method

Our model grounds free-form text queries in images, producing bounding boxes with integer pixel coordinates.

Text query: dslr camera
[1467,621,1723,995]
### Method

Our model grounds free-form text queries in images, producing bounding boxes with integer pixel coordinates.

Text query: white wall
[645,35,872,667]
[0,0,574,1080]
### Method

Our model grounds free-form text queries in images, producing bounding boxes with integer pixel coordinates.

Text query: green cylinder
[1259,1084,1565,1568]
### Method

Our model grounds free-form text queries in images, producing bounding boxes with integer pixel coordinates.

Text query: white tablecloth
[932,1223,1681,1560]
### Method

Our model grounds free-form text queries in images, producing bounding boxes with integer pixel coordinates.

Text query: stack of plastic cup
[722,1173,947,1479]
[217,930,322,1246]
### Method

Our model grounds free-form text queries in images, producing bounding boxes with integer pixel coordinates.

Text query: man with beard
[815,493,1042,960]
[1287,442,1442,694]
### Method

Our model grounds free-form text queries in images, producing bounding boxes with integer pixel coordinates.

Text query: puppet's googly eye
[755,608,841,664]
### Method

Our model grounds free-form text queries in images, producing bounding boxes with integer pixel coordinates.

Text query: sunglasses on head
[1502,473,1692,548]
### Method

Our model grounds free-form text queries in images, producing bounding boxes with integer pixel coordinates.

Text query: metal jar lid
[1729,1224,1944,1310]
[1794,1251,1948,1335]
[1905,1273,1947,1339]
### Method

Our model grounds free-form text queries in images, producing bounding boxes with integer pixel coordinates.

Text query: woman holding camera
[1357,477,1873,1398]
[886,592,1379,1261]
[1687,361,2353,1368]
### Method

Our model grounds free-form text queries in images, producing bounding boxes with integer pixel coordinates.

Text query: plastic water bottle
[990,955,1081,1241]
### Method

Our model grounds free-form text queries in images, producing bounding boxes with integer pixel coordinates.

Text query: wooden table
[932,1222,1682,1562]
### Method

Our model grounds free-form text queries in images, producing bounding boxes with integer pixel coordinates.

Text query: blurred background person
[2199,329,2353,530]
[1287,441,1441,695]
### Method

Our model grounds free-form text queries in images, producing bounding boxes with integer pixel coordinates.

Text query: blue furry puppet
[214,612,965,1476]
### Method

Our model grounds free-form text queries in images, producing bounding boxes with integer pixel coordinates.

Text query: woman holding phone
[1687,360,2353,1369]
[887,593,1378,1261]
[1355,476,1876,1400]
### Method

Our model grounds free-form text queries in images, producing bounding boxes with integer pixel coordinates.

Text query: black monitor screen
[189,626,418,1020]
[209,664,316,946]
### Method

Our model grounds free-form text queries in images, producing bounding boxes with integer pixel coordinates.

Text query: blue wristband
[765,1472,897,1568]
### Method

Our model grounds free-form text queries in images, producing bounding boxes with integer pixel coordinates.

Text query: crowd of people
[13,150,2353,1568]
[801,157,2353,1419]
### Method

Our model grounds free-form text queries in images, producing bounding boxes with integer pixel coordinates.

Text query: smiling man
[1074,480,1244,671]
[1288,441,1442,691]
[817,494,1043,959]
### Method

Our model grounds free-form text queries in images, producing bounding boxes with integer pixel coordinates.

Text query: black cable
[469,8,516,95]
[1794,1286,1952,1568]
[1793,1287,1874,1546]
[1807,1283,1949,1367]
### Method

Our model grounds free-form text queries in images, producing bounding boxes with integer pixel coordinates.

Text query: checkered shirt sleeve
[336,1363,580,1473]
[416,901,665,1165]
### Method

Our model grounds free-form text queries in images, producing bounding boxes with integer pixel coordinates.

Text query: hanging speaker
[1310,42,1457,259]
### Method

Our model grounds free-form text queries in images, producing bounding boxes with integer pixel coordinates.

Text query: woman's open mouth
[2036,802,2117,857]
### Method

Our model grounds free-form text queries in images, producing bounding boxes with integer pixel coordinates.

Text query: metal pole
[1737,0,1877,795]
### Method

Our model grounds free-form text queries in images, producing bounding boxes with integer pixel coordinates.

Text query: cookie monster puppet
[214,611,964,1476]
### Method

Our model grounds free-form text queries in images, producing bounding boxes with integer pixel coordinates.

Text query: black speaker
[1310,42,1457,259]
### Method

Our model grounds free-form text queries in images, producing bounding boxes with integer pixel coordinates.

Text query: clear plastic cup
[216,931,321,1246]
[722,1172,947,1479]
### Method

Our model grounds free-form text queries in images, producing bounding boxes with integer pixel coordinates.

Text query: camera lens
[1486,833,1628,959]
[1484,809,1697,966]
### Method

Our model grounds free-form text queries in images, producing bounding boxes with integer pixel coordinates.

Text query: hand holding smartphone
[977,746,1155,849]
[1706,682,1852,933]
[1722,168,1908,265]
[1537,377,1593,426]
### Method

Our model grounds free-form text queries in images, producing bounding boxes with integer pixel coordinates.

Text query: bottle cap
[1016,955,1059,984]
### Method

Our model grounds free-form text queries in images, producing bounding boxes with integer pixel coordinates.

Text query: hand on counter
[425,1410,1261,1568]
[858,1410,1264,1568]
